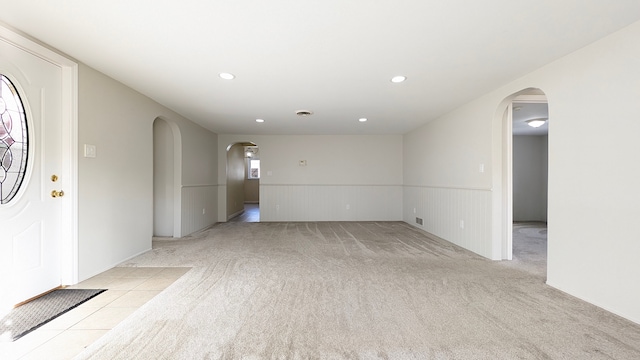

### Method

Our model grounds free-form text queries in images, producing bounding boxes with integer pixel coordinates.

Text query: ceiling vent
[296,110,314,117]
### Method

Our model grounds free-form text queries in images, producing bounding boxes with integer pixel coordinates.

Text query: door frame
[152,116,183,238]
[493,90,547,260]
[0,25,79,285]
[224,141,258,221]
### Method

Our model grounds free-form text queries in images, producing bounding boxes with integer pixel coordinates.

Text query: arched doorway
[494,89,549,274]
[153,117,182,237]
[226,142,260,222]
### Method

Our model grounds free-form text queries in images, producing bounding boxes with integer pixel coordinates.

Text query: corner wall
[403,102,494,258]
[177,114,218,237]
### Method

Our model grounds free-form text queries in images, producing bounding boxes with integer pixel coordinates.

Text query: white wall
[403,21,640,323]
[78,64,218,280]
[513,135,548,222]
[403,98,493,258]
[218,135,403,222]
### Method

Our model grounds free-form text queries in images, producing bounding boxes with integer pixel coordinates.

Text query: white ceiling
[1,1,639,135]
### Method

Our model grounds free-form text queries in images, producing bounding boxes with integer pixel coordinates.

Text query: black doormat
[0,288,106,342]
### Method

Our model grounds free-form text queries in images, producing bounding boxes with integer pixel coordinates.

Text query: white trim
[513,94,548,103]
[263,183,406,187]
[0,24,79,285]
[493,88,548,261]
[227,209,244,220]
[502,103,513,260]
[402,185,492,191]
[81,247,153,281]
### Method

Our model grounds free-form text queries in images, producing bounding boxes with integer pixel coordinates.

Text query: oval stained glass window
[0,74,29,204]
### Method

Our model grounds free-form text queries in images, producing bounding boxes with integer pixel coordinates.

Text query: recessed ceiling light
[391,75,407,83]
[219,72,235,80]
[255,118,265,123]
[359,118,368,122]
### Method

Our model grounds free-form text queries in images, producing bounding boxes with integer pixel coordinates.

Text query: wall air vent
[296,110,314,116]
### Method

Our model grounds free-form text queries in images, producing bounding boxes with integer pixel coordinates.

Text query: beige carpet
[75,222,640,359]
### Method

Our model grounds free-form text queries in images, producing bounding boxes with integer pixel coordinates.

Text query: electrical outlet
[460,220,464,228]
[202,208,206,215]
[346,204,350,210]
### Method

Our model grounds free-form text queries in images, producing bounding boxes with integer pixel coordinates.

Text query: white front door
[0,38,66,308]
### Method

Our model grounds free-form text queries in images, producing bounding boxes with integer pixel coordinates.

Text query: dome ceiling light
[526,118,547,128]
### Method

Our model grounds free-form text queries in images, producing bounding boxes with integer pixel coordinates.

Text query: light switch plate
[84,144,96,158]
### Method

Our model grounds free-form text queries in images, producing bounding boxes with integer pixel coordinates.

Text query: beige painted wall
[244,178,259,203]
[226,143,245,219]
[153,118,174,237]
[403,20,640,323]
[217,135,403,221]
[78,64,218,280]
[219,135,403,185]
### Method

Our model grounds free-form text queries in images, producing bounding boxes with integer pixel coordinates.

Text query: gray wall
[513,135,548,222]
[153,118,175,237]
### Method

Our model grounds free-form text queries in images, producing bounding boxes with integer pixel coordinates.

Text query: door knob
[51,190,65,198]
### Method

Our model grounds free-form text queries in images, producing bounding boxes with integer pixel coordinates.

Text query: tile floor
[0,266,191,360]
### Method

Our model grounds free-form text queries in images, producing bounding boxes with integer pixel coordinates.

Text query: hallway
[229,204,260,223]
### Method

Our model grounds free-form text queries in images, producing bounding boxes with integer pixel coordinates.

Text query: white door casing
[0,26,78,310]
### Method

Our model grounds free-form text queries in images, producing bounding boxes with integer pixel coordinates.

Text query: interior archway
[153,117,182,237]
[225,141,260,222]
[493,88,549,273]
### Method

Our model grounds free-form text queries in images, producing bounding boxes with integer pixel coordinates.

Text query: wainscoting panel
[260,185,402,222]
[403,186,493,259]
[181,185,218,236]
